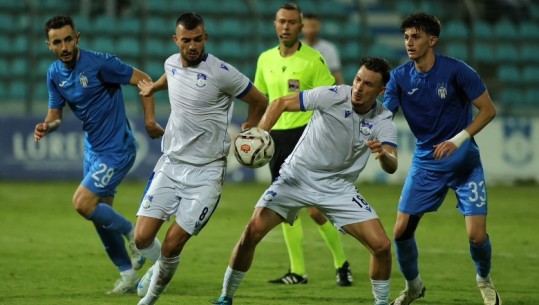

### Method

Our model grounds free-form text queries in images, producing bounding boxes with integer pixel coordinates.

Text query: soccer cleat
[106,272,139,295]
[210,296,233,305]
[478,279,502,305]
[390,284,426,305]
[137,266,153,297]
[126,227,146,270]
[268,271,308,284]
[336,261,353,286]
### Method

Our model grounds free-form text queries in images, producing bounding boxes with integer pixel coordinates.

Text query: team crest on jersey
[263,190,277,202]
[288,79,300,92]
[196,73,207,87]
[141,194,154,209]
[436,82,448,99]
[79,73,88,88]
[360,121,374,136]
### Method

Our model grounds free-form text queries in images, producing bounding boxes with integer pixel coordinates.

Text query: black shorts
[269,125,306,181]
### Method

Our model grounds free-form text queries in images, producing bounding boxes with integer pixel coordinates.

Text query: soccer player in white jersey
[132,13,268,305]
[212,57,398,305]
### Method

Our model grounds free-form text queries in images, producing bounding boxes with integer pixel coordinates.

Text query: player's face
[403,27,436,61]
[302,18,320,41]
[46,25,80,68]
[274,9,303,47]
[174,24,208,67]
[351,66,385,114]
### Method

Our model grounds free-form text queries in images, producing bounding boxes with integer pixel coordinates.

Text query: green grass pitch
[0,181,537,304]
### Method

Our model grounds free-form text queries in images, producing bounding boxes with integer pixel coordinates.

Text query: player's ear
[430,36,438,47]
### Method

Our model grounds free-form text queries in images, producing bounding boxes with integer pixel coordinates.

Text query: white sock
[138,238,162,264]
[371,279,390,304]
[141,255,180,304]
[405,275,422,292]
[477,274,491,283]
[120,268,136,278]
[222,266,246,298]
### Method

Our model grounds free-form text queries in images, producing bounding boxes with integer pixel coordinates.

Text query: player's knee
[134,234,153,250]
[394,214,421,241]
[468,232,488,245]
[371,238,392,257]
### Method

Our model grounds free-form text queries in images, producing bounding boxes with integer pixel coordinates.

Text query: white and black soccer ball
[233,127,274,168]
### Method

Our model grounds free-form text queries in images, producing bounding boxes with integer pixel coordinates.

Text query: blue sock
[470,235,492,278]
[95,225,132,272]
[88,203,132,235]
[395,238,419,281]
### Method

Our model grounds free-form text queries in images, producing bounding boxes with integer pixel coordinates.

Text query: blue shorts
[398,164,488,216]
[82,149,136,197]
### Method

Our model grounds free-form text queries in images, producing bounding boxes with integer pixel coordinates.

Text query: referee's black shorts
[269,125,307,181]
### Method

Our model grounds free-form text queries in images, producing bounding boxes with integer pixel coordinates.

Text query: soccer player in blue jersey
[383,13,500,305]
[34,16,164,294]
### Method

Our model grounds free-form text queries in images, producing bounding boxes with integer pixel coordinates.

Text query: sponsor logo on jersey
[436,82,448,99]
[329,86,338,93]
[59,80,67,87]
[196,73,207,87]
[220,63,229,71]
[288,79,300,92]
[79,73,88,88]
[263,190,277,202]
[142,194,154,209]
[407,88,419,95]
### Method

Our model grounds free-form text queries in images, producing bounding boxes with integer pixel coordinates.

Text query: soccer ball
[233,127,274,168]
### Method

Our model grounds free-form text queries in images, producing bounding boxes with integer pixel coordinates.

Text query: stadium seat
[396,0,417,16]
[342,20,362,38]
[472,42,496,63]
[493,19,518,40]
[7,80,27,99]
[117,18,141,35]
[117,38,141,58]
[11,58,28,77]
[518,21,539,40]
[145,17,170,36]
[143,60,165,79]
[214,19,249,38]
[497,65,520,84]
[520,44,539,63]
[522,66,539,85]
[93,16,117,35]
[443,19,469,40]
[0,13,14,33]
[495,43,519,62]
[0,58,8,76]
[91,37,117,55]
[472,21,494,40]
[497,88,523,106]
[444,42,469,61]
[341,41,362,62]
[0,35,10,55]
[524,88,539,105]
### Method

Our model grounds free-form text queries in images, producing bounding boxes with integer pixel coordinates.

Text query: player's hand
[367,139,384,159]
[145,122,165,139]
[34,122,49,142]
[433,141,457,160]
[138,79,155,97]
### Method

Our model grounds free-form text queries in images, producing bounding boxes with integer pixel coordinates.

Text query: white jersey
[279,85,397,192]
[308,39,342,72]
[161,53,251,165]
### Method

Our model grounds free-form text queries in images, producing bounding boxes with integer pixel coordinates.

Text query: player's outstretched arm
[367,140,398,174]
[131,68,164,139]
[34,108,62,142]
[238,85,268,130]
[259,93,301,131]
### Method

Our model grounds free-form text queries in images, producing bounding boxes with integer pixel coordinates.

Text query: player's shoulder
[258,46,280,60]
[372,102,394,120]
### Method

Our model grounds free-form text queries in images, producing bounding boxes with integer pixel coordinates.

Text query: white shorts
[137,155,225,235]
[254,177,379,230]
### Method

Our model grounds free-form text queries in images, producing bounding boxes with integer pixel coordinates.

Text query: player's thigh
[137,168,181,221]
[316,186,379,231]
[254,178,304,225]
[175,164,225,236]
[342,218,390,254]
[451,166,488,216]
[399,165,451,214]
[82,149,136,198]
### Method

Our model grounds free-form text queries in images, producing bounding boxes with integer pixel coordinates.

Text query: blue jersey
[384,54,486,171]
[47,49,136,153]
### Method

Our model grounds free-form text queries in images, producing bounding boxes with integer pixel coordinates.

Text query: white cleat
[478,279,502,305]
[390,284,426,305]
[105,272,139,295]
[137,266,154,298]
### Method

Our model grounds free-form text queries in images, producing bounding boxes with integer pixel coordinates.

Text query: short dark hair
[280,2,302,14]
[45,16,75,38]
[176,12,205,30]
[400,12,441,37]
[360,57,391,85]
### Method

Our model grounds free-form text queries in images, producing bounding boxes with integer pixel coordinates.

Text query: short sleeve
[383,71,400,114]
[98,53,134,85]
[47,65,65,109]
[254,55,268,96]
[213,61,251,97]
[300,85,345,112]
[311,54,336,87]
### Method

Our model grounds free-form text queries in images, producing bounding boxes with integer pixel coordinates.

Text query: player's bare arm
[433,90,496,160]
[239,86,268,130]
[34,108,63,142]
[131,68,165,139]
[259,93,301,131]
[368,140,398,174]
[138,73,168,97]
